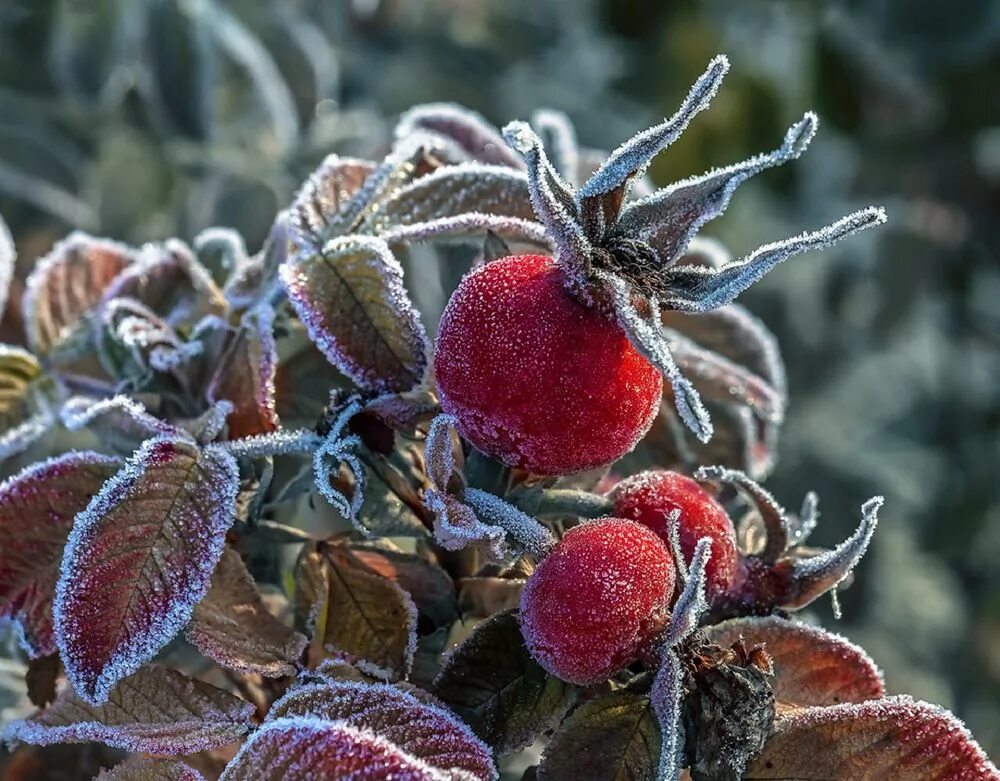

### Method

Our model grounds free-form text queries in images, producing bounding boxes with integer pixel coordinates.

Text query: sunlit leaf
[281,235,428,392]
[0,213,15,324]
[4,665,254,754]
[538,690,659,781]
[705,616,884,708]
[54,437,239,704]
[0,346,57,461]
[746,696,1000,780]
[288,155,376,251]
[433,610,574,755]
[207,304,279,438]
[187,547,307,678]
[96,757,207,781]
[23,232,131,358]
[266,679,496,781]
[0,451,120,657]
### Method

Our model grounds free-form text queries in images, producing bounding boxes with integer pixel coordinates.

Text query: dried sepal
[281,234,428,393]
[746,696,1000,780]
[704,616,885,708]
[54,436,238,704]
[0,452,120,657]
[3,665,254,754]
[531,109,580,186]
[663,537,712,648]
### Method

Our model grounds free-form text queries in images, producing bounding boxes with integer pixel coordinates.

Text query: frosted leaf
[660,207,888,312]
[3,665,253,755]
[60,395,179,454]
[365,164,535,236]
[578,55,730,230]
[224,428,322,460]
[207,303,279,439]
[531,109,580,185]
[0,452,120,657]
[266,679,496,781]
[695,465,790,563]
[289,155,376,253]
[424,413,459,489]
[101,240,227,329]
[378,213,550,249]
[193,227,248,288]
[0,213,13,324]
[464,489,555,559]
[396,103,524,168]
[426,491,507,560]
[22,231,131,358]
[0,345,57,461]
[790,491,820,545]
[433,610,574,755]
[664,537,711,648]
[778,496,883,610]
[746,696,1000,780]
[97,298,194,380]
[96,757,207,781]
[705,616,884,707]
[311,400,367,526]
[502,121,592,291]
[281,234,428,393]
[294,543,418,682]
[54,436,239,704]
[597,269,712,442]
[650,651,685,781]
[187,547,307,678]
[616,113,817,265]
[181,399,234,445]
[537,690,660,781]
[219,717,460,781]
[225,212,290,309]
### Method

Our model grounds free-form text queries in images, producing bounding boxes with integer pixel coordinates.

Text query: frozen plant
[0,56,996,780]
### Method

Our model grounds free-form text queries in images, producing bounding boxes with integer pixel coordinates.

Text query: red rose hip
[519,518,675,684]
[611,470,741,602]
[433,255,662,475]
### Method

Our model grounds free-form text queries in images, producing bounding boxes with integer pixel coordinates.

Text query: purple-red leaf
[96,756,207,781]
[281,235,428,393]
[746,696,1000,780]
[266,679,496,780]
[705,616,884,708]
[207,304,279,439]
[219,717,465,781]
[54,437,238,704]
[0,452,120,657]
[23,232,131,357]
[187,547,307,678]
[3,666,253,755]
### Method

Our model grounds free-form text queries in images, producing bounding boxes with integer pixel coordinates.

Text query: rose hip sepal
[518,518,676,685]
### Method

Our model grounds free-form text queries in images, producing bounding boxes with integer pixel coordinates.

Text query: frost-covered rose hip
[519,518,675,684]
[433,255,662,475]
[611,470,741,602]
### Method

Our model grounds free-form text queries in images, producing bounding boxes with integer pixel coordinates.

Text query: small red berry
[434,255,662,476]
[519,518,676,684]
[611,470,741,603]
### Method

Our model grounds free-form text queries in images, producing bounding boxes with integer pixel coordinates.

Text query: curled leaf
[4,666,253,754]
[289,155,376,252]
[54,437,239,704]
[746,696,1000,780]
[0,452,120,658]
[281,235,428,393]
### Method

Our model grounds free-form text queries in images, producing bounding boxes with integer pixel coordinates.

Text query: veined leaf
[4,666,253,755]
[96,757,207,781]
[433,610,574,755]
[266,679,496,781]
[0,452,120,658]
[281,235,428,393]
[23,231,131,358]
[187,547,306,678]
[705,616,884,708]
[54,437,239,704]
[289,155,376,252]
[746,696,1000,780]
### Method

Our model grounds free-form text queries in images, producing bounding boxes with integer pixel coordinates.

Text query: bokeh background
[0,0,997,767]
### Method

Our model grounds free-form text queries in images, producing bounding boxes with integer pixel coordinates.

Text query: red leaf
[746,696,1000,780]
[0,452,120,657]
[96,756,207,780]
[705,616,884,707]
[54,437,238,704]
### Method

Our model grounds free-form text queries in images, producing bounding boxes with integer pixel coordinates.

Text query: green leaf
[281,235,427,393]
[539,691,660,781]
[433,610,574,755]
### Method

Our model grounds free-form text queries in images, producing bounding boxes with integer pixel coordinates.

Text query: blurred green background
[0,0,997,764]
